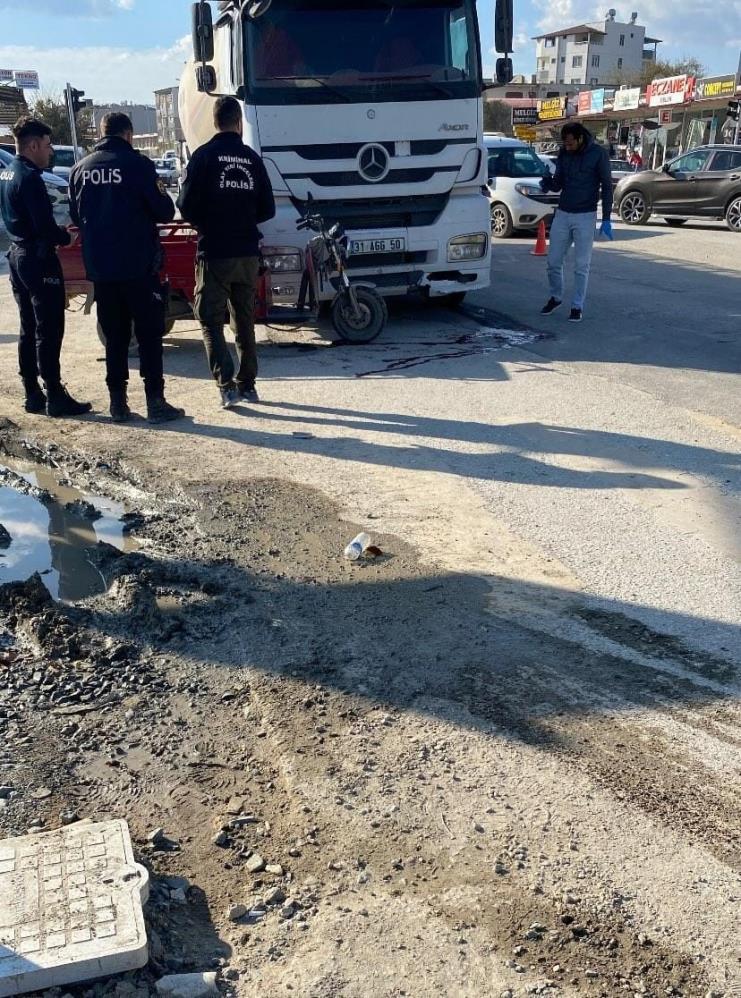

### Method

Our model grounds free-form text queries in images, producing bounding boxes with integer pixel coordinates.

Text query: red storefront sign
[647,74,696,107]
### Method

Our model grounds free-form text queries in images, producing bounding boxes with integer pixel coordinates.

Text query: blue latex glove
[600,219,614,240]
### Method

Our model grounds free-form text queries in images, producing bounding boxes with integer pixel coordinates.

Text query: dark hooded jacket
[545,129,613,216]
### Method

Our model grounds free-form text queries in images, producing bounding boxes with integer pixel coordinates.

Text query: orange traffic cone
[531,220,548,256]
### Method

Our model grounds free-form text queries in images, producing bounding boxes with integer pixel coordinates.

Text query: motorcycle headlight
[447,233,488,262]
[263,248,303,273]
[514,183,543,198]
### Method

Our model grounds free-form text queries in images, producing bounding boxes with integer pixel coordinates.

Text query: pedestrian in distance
[0,117,92,417]
[539,122,613,323]
[177,95,276,409]
[69,112,185,424]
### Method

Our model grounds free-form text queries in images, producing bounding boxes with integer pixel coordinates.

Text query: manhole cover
[0,820,149,997]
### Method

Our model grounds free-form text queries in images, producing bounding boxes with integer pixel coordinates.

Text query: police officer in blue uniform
[69,112,184,424]
[177,96,275,409]
[0,117,91,417]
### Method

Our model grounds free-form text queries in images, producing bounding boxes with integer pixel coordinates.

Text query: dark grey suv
[615,145,741,232]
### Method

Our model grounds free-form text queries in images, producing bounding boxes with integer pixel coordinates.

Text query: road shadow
[96,402,739,497]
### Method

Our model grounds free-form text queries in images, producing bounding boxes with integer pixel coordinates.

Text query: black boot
[46,385,93,418]
[146,395,185,424]
[109,389,131,423]
[24,385,47,414]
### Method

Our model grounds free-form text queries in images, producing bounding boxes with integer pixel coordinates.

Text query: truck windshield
[245,0,481,103]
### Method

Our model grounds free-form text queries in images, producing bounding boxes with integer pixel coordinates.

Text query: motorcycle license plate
[348,237,406,255]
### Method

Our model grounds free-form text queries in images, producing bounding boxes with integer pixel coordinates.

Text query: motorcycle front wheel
[330,287,388,344]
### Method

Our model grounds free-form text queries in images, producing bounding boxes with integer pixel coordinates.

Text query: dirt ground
[0,277,740,998]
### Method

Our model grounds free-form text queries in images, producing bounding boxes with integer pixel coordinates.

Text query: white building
[533,10,661,86]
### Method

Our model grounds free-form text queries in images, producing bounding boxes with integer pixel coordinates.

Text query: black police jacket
[69,136,175,283]
[177,131,275,259]
[0,155,71,254]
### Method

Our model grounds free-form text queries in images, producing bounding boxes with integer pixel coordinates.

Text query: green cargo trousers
[193,256,260,389]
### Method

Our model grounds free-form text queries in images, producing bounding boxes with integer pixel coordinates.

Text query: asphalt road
[475,217,741,426]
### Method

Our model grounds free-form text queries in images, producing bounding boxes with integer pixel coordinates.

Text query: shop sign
[0,69,15,83]
[648,74,695,107]
[658,108,672,125]
[538,96,566,121]
[613,87,641,111]
[511,106,538,126]
[13,70,40,90]
[577,91,591,115]
[694,75,737,100]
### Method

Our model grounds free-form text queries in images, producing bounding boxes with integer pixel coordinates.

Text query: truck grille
[291,193,449,229]
[286,167,457,188]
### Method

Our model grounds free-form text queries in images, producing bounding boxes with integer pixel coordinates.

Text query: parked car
[50,145,83,181]
[0,146,70,221]
[154,158,179,188]
[615,145,741,232]
[537,154,556,175]
[484,135,557,238]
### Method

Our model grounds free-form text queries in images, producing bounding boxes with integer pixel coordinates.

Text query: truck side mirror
[192,1,214,64]
[496,58,514,85]
[494,0,514,56]
[196,65,217,93]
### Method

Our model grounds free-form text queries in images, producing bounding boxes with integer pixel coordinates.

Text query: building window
[619,34,625,45]
[561,56,565,63]
[591,54,600,67]
[570,78,581,84]
[617,57,623,69]
[590,77,598,84]
[572,55,583,68]
[551,57,556,63]
[544,37,555,47]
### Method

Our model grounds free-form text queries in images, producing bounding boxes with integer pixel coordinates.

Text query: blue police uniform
[0,154,73,401]
[70,136,177,409]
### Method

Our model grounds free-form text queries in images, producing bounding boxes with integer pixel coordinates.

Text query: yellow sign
[538,97,566,121]
[514,126,537,141]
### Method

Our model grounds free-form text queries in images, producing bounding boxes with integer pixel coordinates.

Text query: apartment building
[534,10,661,86]
[154,86,184,152]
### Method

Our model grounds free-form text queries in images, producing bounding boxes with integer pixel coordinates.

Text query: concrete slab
[0,819,149,997]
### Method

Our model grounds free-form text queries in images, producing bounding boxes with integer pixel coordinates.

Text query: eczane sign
[647,75,695,107]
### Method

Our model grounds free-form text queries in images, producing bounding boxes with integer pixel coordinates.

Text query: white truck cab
[181,0,505,307]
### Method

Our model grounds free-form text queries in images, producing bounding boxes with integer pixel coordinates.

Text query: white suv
[484,135,559,239]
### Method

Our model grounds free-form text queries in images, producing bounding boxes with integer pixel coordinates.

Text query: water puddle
[0,460,133,602]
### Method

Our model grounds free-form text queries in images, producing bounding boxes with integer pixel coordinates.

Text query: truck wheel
[619,191,650,225]
[490,203,514,238]
[725,195,741,232]
[331,288,387,344]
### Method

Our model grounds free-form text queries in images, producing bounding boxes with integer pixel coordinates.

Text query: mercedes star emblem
[357,143,390,183]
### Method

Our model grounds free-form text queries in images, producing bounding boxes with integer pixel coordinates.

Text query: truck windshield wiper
[267,76,351,101]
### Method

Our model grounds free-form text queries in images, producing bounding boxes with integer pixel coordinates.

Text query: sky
[0,0,738,106]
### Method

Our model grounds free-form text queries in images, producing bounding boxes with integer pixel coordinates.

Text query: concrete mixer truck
[180,0,515,322]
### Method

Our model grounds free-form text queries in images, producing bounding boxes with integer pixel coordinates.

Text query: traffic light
[70,88,86,116]
[727,100,740,121]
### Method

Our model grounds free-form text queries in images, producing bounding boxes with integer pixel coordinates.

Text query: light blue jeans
[546,209,597,310]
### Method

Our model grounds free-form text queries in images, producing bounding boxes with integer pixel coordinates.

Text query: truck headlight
[514,183,543,198]
[447,233,487,262]
[263,248,303,273]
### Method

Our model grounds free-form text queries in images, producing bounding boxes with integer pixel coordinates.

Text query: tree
[30,92,94,148]
[483,99,513,135]
[615,56,705,89]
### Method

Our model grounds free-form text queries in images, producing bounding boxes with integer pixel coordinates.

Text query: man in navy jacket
[177,96,275,409]
[70,113,184,423]
[0,117,91,416]
[540,122,613,322]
